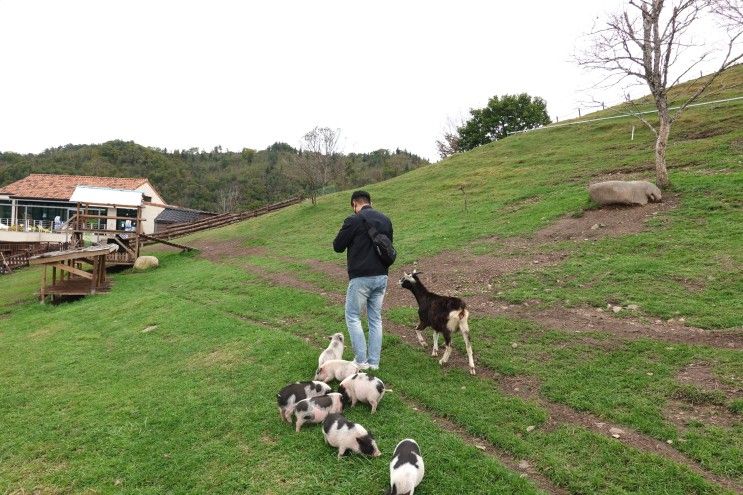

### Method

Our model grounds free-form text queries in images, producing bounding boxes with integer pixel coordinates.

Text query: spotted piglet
[318,333,345,366]
[338,372,385,413]
[387,439,425,495]
[314,359,359,383]
[277,381,332,423]
[322,413,381,459]
[293,393,344,432]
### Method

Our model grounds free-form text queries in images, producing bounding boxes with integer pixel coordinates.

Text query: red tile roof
[0,174,151,201]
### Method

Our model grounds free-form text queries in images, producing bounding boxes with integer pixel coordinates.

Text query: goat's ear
[403,271,410,278]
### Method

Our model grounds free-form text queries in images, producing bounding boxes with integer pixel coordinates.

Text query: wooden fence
[147,196,302,243]
[1,242,66,274]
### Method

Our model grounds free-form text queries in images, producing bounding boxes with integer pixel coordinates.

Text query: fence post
[631,126,635,141]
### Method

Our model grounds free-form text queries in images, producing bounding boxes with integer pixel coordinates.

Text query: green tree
[448,94,551,155]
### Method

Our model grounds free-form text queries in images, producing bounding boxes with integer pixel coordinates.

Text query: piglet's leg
[337,446,347,459]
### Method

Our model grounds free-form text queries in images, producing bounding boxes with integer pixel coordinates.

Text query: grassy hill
[1,66,741,494]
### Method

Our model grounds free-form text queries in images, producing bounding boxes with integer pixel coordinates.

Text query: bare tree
[435,117,464,159]
[295,127,341,205]
[217,183,241,213]
[578,0,742,188]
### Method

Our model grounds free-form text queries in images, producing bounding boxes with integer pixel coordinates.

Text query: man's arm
[333,216,356,252]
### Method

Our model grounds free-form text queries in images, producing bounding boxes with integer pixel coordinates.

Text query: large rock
[588,180,662,206]
[133,256,159,270]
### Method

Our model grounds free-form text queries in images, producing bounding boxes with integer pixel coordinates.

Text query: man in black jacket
[333,190,393,370]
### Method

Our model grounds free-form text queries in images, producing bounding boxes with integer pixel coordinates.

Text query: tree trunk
[654,101,671,189]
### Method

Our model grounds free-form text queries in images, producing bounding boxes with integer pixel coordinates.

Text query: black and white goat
[399,270,476,375]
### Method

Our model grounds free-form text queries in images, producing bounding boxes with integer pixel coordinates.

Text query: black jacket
[333,205,393,279]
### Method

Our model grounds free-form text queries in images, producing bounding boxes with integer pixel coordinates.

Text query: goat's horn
[403,271,410,278]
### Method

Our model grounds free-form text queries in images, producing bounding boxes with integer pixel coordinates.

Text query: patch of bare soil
[192,238,267,261]
[665,363,741,429]
[484,304,743,350]
[383,320,742,494]
[193,239,345,304]
[665,400,739,429]
[383,250,569,310]
[677,362,742,399]
[532,195,678,243]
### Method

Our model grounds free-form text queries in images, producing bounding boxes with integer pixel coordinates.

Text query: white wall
[136,182,165,235]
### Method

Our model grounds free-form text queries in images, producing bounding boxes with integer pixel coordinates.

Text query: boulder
[133,256,159,270]
[588,180,662,206]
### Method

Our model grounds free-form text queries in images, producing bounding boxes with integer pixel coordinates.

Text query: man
[333,190,393,371]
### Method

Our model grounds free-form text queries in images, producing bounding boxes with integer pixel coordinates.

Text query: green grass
[0,265,40,309]
[0,254,540,494]
[2,67,743,493]
[1,254,737,493]
[181,66,743,329]
[387,307,743,481]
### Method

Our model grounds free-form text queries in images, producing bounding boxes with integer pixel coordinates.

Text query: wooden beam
[53,262,93,280]
[112,237,136,257]
[139,233,193,251]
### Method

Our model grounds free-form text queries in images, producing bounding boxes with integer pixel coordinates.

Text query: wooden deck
[40,278,112,296]
[29,244,118,302]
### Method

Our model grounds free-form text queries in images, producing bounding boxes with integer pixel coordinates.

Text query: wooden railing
[148,196,302,242]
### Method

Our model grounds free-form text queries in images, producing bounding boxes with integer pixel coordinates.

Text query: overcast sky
[0,0,730,161]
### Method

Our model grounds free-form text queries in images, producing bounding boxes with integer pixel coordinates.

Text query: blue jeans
[345,275,388,367]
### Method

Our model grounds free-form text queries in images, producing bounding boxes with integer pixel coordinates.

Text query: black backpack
[361,215,396,267]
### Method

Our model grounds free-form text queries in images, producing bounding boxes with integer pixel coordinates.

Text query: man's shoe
[354,361,370,370]
[367,364,379,371]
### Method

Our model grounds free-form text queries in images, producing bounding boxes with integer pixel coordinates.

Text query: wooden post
[40,265,47,303]
[631,126,636,141]
[52,265,56,287]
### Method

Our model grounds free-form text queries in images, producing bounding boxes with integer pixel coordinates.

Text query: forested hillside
[0,141,428,211]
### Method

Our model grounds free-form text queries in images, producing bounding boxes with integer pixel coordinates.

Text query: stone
[133,256,159,271]
[588,180,662,206]
[518,460,530,470]
[627,304,639,310]
[526,425,535,432]
[511,342,519,348]
[612,306,622,313]
[609,427,625,437]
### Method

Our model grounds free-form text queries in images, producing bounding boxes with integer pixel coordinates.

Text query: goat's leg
[414,321,427,348]
[438,332,453,366]
[460,321,476,375]
[431,331,439,357]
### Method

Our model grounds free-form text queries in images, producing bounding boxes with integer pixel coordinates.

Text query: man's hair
[350,190,371,205]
